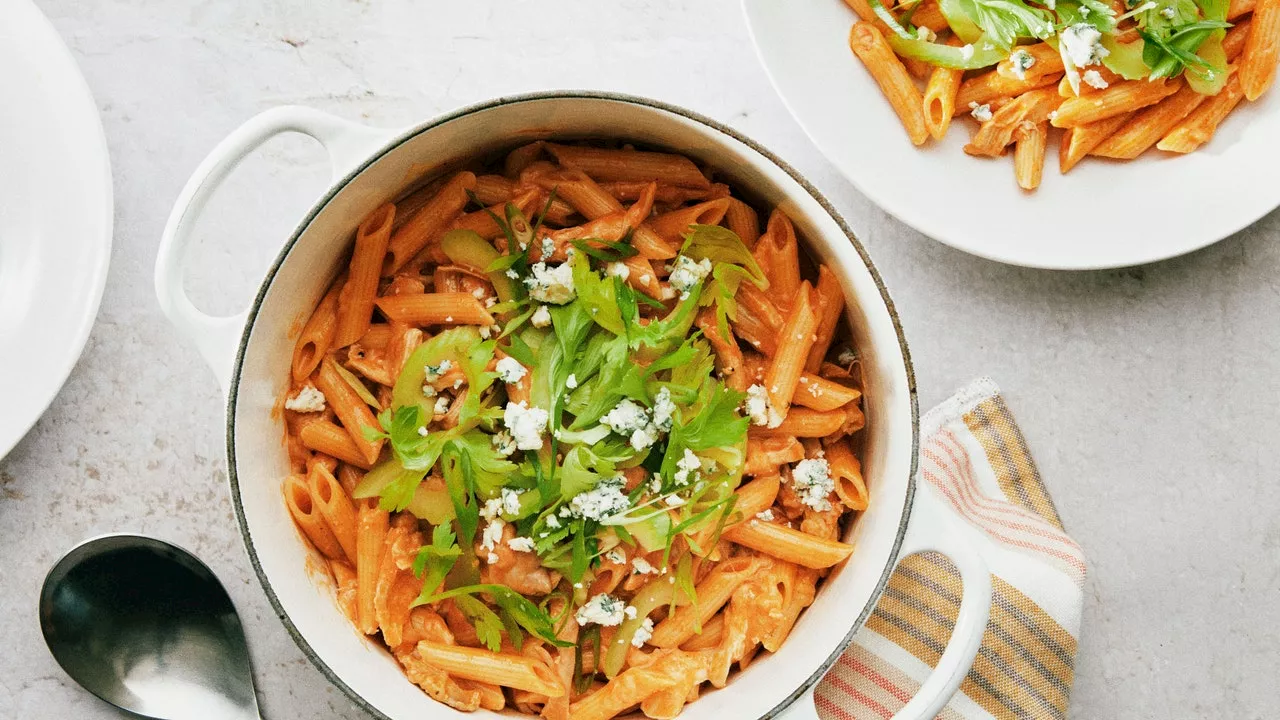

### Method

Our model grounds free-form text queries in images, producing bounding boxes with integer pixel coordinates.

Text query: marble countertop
[4,0,1278,717]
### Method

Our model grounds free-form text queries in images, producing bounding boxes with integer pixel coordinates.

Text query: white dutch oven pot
[156,92,992,720]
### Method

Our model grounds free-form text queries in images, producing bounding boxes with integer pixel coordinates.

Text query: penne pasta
[283,474,345,560]
[753,209,800,310]
[647,199,731,245]
[1091,82,1207,159]
[598,180,725,205]
[335,203,395,348]
[996,43,1065,82]
[1225,19,1254,61]
[357,323,394,350]
[473,174,516,205]
[763,282,818,421]
[503,141,546,179]
[761,569,818,652]
[803,267,845,373]
[923,61,965,141]
[907,0,949,31]
[695,309,744,379]
[306,464,359,562]
[752,407,849,438]
[413,642,564,697]
[1050,79,1181,128]
[793,373,862,412]
[374,293,495,327]
[356,500,389,634]
[385,171,476,273]
[649,557,764,648]
[544,143,710,188]
[1059,112,1135,172]
[956,70,1062,109]
[744,437,806,477]
[298,419,374,470]
[1157,73,1247,153]
[540,169,625,220]
[1013,121,1048,190]
[679,613,725,651]
[723,198,760,248]
[723,519,854,569]
[731,474,782,520]
[315,357,384,466]
[291,280,343,383]
[569,651,707,720]
[825,437,869,511]
[306,452,338,477]
[735,283,785,333]
[848,22,930,145]
[1241,0,1280,100]
[966,88,1064,157]
[842,0,878,21]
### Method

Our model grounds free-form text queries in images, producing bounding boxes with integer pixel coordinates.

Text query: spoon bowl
[39,534,262,720]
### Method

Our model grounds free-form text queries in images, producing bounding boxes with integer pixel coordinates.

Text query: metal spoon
[38,534,263,720]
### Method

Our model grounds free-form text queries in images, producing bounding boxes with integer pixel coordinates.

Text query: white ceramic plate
[0,0,113,458]
[743,0,1280,269]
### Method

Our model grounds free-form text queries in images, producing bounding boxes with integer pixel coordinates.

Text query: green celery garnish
[411,524,463,598]
[679,225,768,342]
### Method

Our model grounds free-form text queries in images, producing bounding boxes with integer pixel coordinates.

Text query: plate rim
[0,0,114,458]
[740,0,1280,270]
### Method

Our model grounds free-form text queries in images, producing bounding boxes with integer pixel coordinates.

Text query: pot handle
[154,106,393,392]
[776,482,992,720]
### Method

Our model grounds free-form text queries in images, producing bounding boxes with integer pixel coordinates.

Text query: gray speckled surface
[4,1,1279,718]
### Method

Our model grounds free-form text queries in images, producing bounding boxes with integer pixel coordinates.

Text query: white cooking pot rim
[222,90,920,720]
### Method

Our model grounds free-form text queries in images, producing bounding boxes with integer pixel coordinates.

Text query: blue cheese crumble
[601,399,661,450]
[606,262,631,281]
[673,449,703,486]
[745,384,783,428]
[525,262,576,304]
[566,474,630,521]
[791,458,835,512]
[1082,69,1109,89]
[491,430,517,457]
[285,384,326,413]
[1060,24,1109,67]
[575,593,628,627]
[1009,49,1035,81]
[424,359,452,383]
[507,536,535,553]
[496,356,528,384]
[503,401,549,451]
[668,255,712,299]
[651,386,675,432]
[501,487,523,516]
[632,617,655,647]
[530,305,552,328]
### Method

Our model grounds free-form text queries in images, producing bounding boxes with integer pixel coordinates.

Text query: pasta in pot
[277,141,870,719]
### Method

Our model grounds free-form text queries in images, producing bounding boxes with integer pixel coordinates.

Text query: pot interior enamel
[228,94,917,720]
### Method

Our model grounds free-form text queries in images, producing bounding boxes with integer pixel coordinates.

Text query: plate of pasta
[743,0,1280,268]
[157,94,993,720]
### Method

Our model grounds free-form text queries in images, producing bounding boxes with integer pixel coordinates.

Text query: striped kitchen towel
[818,378,1087,720]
